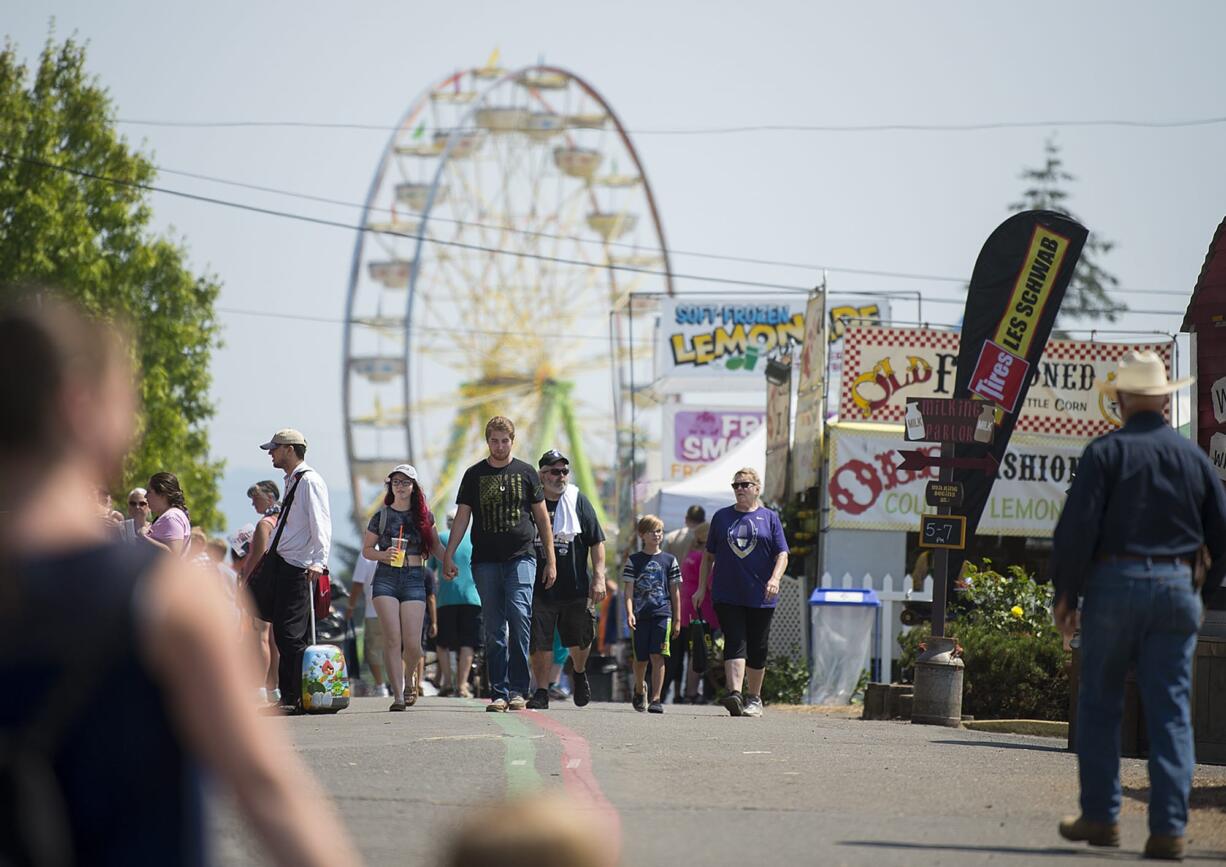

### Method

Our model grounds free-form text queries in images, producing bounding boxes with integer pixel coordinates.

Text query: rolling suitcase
[302,578,350,714]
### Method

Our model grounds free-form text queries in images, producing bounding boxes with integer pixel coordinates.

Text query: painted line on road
[463,699,543,794]
[520,711,622,864]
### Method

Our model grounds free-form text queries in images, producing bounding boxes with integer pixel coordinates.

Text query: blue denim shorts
[372,565,427,603]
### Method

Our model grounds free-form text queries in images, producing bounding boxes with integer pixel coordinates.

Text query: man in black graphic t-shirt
[445,416,555,711]
[525,449,606,710]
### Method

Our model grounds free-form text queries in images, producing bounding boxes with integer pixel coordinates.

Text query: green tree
[1010,137,1126,323]
[0,32,224,529]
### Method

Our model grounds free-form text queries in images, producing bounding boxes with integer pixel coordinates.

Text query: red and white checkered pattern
[837,326,1175,438]
[838,326,959,424]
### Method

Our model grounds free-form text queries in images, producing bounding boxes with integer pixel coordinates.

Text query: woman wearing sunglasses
[362,464,447,711]
[691,467,788,718]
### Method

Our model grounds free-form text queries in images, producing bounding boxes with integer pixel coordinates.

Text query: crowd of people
[87,383,792,723]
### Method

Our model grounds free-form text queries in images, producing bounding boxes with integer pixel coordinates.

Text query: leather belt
[1097,554,1192,567]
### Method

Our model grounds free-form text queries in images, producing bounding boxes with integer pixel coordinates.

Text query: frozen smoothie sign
[664,407,765,480]
[656,296,807,392]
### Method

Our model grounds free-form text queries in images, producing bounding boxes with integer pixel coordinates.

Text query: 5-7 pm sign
[919,514,966,550]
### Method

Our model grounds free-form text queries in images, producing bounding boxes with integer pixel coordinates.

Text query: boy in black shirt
[526,450,607,709]
[622,514,681,714]
[445,417,556,711]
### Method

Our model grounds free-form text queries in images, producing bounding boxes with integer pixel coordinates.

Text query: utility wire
[153,164,969,285]
[0,151,803,294]
[151,162,1189,297]
[112,115,1226,135]
[0,150,1187,318]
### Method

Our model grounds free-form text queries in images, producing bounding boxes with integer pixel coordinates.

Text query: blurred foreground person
[440,794,613,867]
[0,297,358,867]
[1052,351,1226,861]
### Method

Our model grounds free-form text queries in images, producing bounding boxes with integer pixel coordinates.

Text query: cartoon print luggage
[302,578,350,713]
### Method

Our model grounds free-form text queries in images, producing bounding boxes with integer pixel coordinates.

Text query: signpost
[919,514,966,550]
[908,210,1087,730]
[925,481,964,508]
[904,397,995,444]
[897,450,1000,474]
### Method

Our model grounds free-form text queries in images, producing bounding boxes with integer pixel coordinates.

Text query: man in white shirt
[260,428,332,714]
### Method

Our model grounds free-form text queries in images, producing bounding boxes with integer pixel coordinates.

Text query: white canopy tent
[642,425,766,531]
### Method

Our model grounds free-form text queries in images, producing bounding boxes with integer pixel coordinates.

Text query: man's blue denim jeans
[473,557,535,701]
[1076,559,1201,836]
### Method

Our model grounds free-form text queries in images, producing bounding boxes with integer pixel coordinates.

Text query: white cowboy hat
[1095,350,1193,398]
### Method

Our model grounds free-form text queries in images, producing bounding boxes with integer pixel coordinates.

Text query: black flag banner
[949,210,1087,571]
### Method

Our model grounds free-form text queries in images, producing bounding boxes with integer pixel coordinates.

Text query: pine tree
[1009,137,1126,323]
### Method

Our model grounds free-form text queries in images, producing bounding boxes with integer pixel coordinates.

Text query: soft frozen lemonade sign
[667,408,764,479]
[657,296,806,391]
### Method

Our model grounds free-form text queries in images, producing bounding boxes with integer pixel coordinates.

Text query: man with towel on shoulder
[526,449,607,709]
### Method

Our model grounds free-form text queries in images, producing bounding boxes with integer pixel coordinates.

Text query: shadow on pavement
[1124,783,1226,812]
[841,840,1226,862]
[930,738,1069,754]
[840,840,1130,860]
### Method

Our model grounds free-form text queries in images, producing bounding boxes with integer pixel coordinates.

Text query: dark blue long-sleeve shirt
[1049,411,1226,606]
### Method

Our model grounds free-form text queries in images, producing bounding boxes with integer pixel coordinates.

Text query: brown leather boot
[1143,835,1185,861]
[1058,815,1120,847]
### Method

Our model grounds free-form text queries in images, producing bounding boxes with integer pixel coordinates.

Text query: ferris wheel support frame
[345,64,673,537]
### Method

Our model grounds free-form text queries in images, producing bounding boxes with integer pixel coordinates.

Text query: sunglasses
[129,500,148,507]
[731,481,756,490]
[545,467,570,476]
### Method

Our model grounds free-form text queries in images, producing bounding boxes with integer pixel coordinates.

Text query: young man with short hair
[258,428,332,715]
[526,450,607,709]
[445,417,555,711]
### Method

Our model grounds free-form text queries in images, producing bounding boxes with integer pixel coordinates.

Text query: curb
[962,719,1068,739]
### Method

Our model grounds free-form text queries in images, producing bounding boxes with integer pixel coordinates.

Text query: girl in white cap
[362,464,447,710]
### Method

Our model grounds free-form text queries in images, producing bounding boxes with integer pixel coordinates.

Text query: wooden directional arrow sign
[897,450,1000,475]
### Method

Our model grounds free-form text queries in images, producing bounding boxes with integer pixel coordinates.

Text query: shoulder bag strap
[378,505,388,539]
[268,470,308,558]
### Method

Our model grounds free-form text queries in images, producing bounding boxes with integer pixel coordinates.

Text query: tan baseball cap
[259,428,307,450]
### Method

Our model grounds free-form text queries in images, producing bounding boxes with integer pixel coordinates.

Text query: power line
[1,151,1188,318]
[1,150,804,294]
[217,304,659,343]
[113,114,1226,135]
[152,161,1190,298]
[153,163,966,285]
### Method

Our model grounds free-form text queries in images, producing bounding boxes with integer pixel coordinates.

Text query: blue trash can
[808,587,880,705]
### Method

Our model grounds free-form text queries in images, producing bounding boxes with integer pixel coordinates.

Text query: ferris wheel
[342,61,673,533]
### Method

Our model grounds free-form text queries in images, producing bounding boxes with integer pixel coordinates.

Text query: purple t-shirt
[706,505,788,608]
[149,507,190,548]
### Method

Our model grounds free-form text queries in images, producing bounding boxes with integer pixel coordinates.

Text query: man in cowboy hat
[1051,350,1226,860]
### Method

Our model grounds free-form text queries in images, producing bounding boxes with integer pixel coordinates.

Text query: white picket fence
[820,573,934,682]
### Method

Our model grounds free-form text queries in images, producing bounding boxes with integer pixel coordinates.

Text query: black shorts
[714,603,775,669]
[633,614,672,662]
[435,604,481,650]
[530,597,595,652]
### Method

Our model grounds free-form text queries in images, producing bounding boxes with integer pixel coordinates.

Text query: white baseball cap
[386,464,419,482]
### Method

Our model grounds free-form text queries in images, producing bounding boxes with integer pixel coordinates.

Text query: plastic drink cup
[389,544,406,568]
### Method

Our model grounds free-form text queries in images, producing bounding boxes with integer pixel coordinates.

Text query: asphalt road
[209,697,1226,866]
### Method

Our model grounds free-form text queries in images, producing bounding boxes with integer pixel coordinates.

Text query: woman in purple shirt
[143,472,191,555]
[692,467,788,718]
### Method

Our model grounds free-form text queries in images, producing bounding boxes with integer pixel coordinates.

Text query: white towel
[552,485,581,543]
